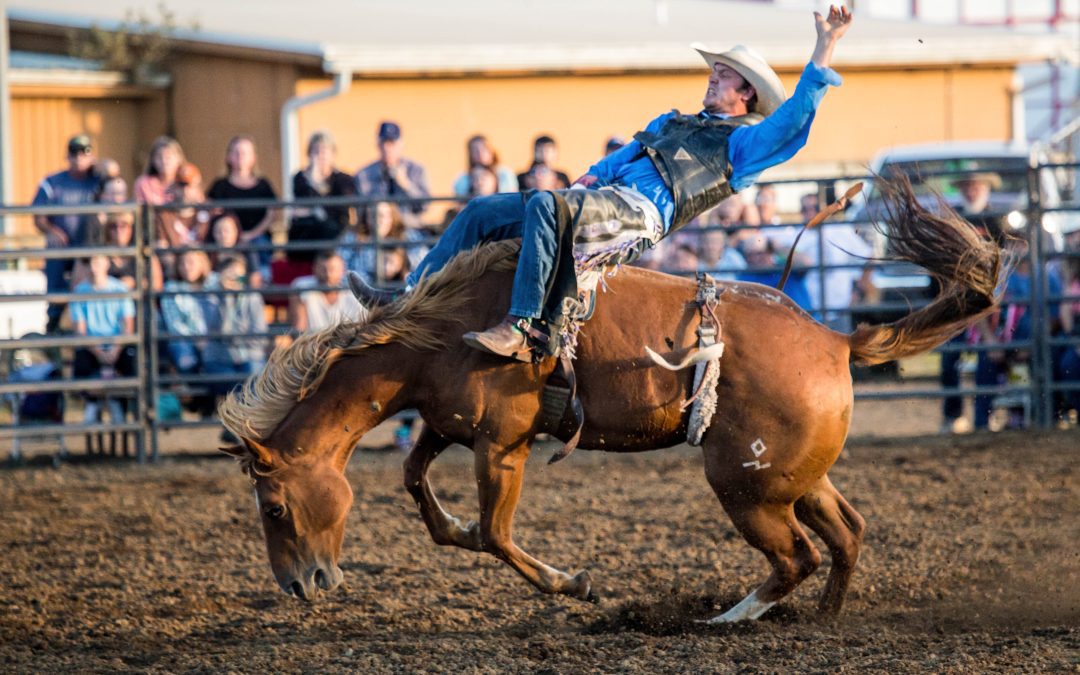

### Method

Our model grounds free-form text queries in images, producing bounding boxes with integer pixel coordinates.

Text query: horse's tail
[848,175,1002,367]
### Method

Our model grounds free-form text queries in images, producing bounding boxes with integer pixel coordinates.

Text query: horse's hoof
[571,570,597,603]
[467,525,484,551]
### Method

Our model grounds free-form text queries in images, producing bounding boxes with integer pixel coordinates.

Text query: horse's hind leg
[403,424,482,551]
[795,475,866,616]
[707,498,822,623]
[473,436,595,601]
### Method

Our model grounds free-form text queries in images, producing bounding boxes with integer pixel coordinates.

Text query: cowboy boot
[347,271,401,308]
[462,316,534,362]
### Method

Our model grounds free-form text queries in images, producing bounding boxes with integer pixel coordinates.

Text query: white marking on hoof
[743,460,771,471]
[705,589,775,623]
[750,438,767,457]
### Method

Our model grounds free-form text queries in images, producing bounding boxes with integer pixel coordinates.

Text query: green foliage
[66,3,199,82]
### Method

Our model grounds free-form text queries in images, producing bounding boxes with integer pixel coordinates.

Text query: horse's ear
[245,439,277,468]
[218,439,276,469]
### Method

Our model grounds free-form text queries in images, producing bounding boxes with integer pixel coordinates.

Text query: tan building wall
[295,65,1015,196]
[167,54,300,196]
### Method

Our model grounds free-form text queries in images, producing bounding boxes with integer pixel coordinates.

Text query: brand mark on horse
[750,438,767,457]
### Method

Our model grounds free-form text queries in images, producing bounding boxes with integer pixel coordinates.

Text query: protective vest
[634,112,762,231]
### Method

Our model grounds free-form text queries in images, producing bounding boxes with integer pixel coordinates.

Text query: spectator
[604,136,626,156]
[712,194,761,248]
[75,211,163,293]
[355,121,430,229]
[697,228,746,280]
[971,241,1061,430]
[798,191,872,331]
[755,184,781,226]
[70,253,137,422]
[207,135,279,270]
[290,251,364,332]
[94,158,122,182]
[134,137,202,279]
[32,134,101,332]
[96,174,127,206]
[466,165,501,198]
[289,131,357,265]
[452,134,518,196]
[941,175,1007,433]
[667,241,700,274]
[202,255,268,388]
[339,201,426,285]
[379,247,410,285]
[133,136,185,206]
[800,192,820,221]
[158,162,211,248]
[81,173,129,247]
[737,235,813,312]
[75,175,166,291]
[160,249,212,375]
[1056,224,1080,422]
[209,212,262,288]
[952,172,1005,243]
[438,166,499,232]
[522,164,562,193]
[517,135,571,190]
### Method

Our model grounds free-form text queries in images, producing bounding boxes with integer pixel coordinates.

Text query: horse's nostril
[290,581,305,598]
[314,569,329,590]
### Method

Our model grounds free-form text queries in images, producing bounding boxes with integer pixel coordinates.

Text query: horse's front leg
[403,424,482,551]
[473,435,596,602]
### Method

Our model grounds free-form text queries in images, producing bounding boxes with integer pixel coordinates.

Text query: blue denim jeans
[939,334,965,421]
[407,192,558,319]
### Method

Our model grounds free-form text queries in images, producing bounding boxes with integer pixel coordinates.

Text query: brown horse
[221,179,1000,621]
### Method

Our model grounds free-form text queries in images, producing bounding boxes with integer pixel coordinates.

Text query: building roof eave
[322,33,1076,76]
[8,15,324,69]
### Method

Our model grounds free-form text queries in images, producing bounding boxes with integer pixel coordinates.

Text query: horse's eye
[265,504,286,520]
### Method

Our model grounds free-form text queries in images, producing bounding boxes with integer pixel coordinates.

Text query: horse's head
[222,438,352,601]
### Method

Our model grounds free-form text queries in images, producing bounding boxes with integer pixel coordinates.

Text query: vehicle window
[875,158,1030,206]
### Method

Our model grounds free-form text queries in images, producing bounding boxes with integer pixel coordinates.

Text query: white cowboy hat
[692,44,786,117]
[950,171,1003,190]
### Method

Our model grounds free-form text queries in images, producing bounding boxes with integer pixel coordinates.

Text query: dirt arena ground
[2,420,1077,674]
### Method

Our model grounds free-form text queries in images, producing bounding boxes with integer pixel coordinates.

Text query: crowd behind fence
[2,165,1079,463]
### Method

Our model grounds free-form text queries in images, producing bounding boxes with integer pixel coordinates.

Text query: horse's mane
[218,239,520,442]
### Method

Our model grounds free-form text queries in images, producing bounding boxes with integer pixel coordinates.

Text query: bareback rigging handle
[776,182,864,292]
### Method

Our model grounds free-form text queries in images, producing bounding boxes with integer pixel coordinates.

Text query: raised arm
[726,6,852,188]
[811,5,853,69]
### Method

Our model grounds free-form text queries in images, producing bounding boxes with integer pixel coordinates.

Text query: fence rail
[1,166,1078,462]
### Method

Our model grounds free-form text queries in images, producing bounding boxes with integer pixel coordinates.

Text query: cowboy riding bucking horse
[350,5,854,360]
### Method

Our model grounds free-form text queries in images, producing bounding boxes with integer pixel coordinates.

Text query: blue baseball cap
[378,121,402,142]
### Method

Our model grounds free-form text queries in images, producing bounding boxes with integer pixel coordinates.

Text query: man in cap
[940,169,1006,432]
[32,134,102,332]
[354,121,431,229]
[952,171,1006,242]
[351,5,852,361]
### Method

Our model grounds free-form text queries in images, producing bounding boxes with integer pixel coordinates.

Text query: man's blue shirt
[31,170,99,245]
[587,62,842,232]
